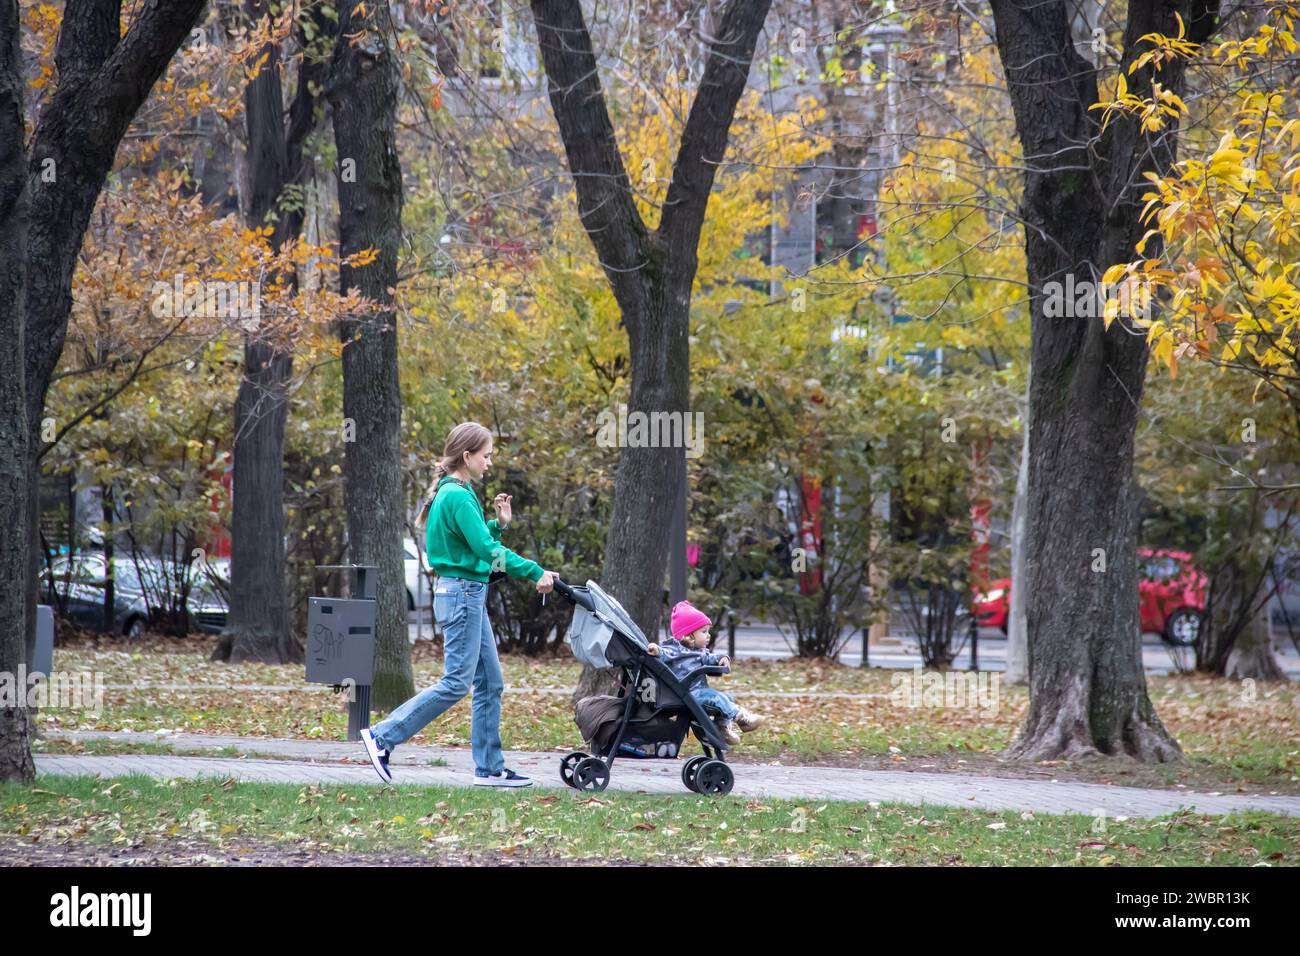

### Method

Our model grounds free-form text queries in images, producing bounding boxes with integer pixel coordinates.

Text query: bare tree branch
[529,0,650,312]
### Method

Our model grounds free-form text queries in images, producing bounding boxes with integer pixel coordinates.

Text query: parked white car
[403,537,433,611]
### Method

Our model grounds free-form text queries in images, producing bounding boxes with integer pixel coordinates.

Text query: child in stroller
[554,577,748,795]
[648,601,766,746]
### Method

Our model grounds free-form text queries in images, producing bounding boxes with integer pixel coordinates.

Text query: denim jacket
[654,639,727,689]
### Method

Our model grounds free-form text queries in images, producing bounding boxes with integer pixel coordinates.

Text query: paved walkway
[35,730,1300,819]
[100,684,892,700]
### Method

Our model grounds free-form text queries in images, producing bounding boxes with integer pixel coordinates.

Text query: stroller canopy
[566,580,649,669]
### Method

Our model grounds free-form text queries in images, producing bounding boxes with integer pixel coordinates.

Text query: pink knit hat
[670,601,712,639]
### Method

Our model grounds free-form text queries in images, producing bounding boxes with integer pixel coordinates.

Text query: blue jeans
[370,577,506,776]
[691,686,739,721]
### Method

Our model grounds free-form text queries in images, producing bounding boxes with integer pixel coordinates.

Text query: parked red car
[973,548,1207,645]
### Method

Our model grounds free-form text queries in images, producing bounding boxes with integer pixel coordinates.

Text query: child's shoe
[716,719,742,745]
[734,707,765,733]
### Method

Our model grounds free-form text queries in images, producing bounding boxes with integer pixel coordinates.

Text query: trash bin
[306,565,377,741]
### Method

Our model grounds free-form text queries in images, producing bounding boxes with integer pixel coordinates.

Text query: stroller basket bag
[574,693,679,755]
[565,605,616,669]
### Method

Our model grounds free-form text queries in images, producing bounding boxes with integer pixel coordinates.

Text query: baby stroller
[553,578,736,796]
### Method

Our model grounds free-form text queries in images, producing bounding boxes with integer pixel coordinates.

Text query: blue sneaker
[360,728,392,783]
[473,768,532,788]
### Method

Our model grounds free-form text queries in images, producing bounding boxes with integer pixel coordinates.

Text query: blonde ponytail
[414,472,441,541]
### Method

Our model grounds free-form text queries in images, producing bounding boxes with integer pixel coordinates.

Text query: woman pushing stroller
[360,422,557,787]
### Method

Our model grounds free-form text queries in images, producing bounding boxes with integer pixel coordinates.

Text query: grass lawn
[39,636,1300,794]
[2,774,1296,866]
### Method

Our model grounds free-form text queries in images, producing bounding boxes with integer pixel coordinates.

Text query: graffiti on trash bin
[310,622,343,663]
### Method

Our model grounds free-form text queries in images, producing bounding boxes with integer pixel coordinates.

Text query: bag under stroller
[574,694,680,758]
[554,578,736,795]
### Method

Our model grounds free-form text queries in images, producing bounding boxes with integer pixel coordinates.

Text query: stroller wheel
[559,751,589,788]
[694,759,734,796]
[681,755,708,793]
[573,757,610,793]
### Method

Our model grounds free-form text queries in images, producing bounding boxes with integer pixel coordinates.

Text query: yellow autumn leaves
[1093,7,1300,379]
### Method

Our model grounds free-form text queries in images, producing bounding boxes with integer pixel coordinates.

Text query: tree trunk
[530,0,772,702]
[3,0,208,781]
[1225,606,1286,682]
[1199,565,1255,675]
[574,294,686,699]
[1194,492,1282,676]
[216,338,299,662]
[1005,380,1029,685]
[328,0,412,709]
[0,0,35,782]
[214,0,327,665]
[991,0,1222,762]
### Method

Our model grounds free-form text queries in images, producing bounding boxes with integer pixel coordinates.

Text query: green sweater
[424,476,543,583]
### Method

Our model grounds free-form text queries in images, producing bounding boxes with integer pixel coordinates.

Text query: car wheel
[407,589,415,611]
[124,617,145,639]
[1163,607,1201,647]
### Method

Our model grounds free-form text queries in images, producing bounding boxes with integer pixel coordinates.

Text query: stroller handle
[551,576,596,612]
